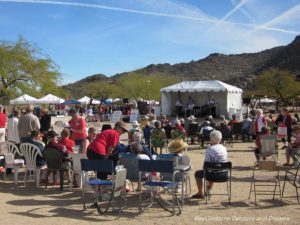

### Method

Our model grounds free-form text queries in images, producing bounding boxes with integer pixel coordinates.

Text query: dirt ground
[0,119,300,225]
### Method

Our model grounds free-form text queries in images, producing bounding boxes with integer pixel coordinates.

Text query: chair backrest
[156,154,178,167]
[164,124,172,139]
[219,126,232,139]
[113,168,127,197]
[138,160,174,173]
[81,159,114,173]
[43,148,64,170]
[20,143,43,170]
[204,162,232,170]
[232,122,243,135]
[69,153,87,173]
[3,141,22,157]
[187,123,199,136]
[203,162,232,182]
[203,128,213,139]
[119,153,139,180]
[260,134,277,157]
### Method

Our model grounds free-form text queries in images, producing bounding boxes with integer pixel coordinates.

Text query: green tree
[256,68,300,106]
[0,36,65,101]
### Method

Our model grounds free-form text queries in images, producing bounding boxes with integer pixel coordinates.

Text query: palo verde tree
[0,36,65,101]
[256,68,300,107]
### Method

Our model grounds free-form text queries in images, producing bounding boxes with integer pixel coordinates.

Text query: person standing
[254,109,267,143]
[40,108,51,136]
[68,109,87,146]
[87,121,128,179]
[0,105,7,143]
[18,105,40,143]
[281,107,293,149]
[7,109,21,146]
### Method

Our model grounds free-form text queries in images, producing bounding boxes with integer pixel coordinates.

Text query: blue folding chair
[156,154,191,200]
[81,159,127,213]
[138,160,183,215]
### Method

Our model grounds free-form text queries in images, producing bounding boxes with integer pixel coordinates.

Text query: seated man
[192,130,227,199]
[198,121,214,147]
[45,130,71,184]
[25,130,46,166]
[126,131,154,159]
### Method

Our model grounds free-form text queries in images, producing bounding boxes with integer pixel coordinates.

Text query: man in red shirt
[87,121,128,179]
[0,105,7,142]
[68,109,87,146]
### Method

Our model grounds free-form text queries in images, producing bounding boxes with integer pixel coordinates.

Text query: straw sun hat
[168,139,188,153]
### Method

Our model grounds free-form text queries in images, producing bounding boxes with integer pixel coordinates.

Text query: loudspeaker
[243,98,251,104]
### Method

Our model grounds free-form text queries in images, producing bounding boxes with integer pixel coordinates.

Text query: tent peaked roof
[9,94,38,105]
[77,96,101,104]
[37,94,64,104]
[160,80,242,93]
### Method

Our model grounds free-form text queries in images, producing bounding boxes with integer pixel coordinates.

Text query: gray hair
[210,130,222,144]
[256,109,263,115]
[220,115,225,121]
[132,131,142,142]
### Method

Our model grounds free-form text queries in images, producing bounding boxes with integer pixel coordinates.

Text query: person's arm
[80,139,89,155]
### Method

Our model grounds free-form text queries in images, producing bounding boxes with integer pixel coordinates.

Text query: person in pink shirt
[68,109,87,146]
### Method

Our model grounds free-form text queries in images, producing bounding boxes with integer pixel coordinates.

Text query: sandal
[192,193,205,199]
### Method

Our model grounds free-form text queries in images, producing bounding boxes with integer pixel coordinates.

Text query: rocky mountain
[64,35,300,92]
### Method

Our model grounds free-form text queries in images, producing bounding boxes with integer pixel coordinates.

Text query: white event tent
[9,94,38,105]
[37,94,64,104]
[78,96,101,105]
[160,80,243,117]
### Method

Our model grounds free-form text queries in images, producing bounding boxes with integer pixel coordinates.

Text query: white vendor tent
[9,94,38,105]
[78,96,101,105]
[37,94,64,104]
[160,80,243,117]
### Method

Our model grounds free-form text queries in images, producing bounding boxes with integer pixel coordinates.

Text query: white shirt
[200,125,213,135]
[175,100,182,107]
[137,154,150,160]
[204,144,227,163]
[7,117,20,144]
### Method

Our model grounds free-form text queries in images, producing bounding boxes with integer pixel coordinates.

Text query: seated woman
[253,126,269,162]
[126,131,154,159]
[168,138,189,166]
[192,130,227,199]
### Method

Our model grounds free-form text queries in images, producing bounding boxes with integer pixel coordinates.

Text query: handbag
[277,123,287,138]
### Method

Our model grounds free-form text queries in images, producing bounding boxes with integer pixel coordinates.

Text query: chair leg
[296,187,300,204]
[273,182,277,200]
[3,168,6,183]
[253,180,257,205]
[45,170,50,189]
[248,179,253,200]
[278,179,283,206]
[14,166,19,184]
[35,170,41,188]
[24,169,27,186]
[282,175,287,197]
[60,170,64,191]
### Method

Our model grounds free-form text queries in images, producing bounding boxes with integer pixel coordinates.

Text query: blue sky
[0,0,300,85]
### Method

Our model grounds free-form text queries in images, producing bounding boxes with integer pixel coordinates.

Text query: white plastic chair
[2,142,24,184]
[20,143,46,187]
[68,152,87,190]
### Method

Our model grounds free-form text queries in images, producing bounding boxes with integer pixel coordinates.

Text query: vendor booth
[160,80,242,117]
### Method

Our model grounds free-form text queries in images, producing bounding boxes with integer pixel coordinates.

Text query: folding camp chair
[119,153,139,190]
[187,123,199,145]
[81,159,127,213]
[258,134,278,161]
[248,160,282,206]
[231,122,243,141]
[138,160,183,215]
[203,162,232,205]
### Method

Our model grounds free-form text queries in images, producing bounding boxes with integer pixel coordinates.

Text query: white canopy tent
[78,96,101,105]
[9,94,38,105]
[160,80,243,117]
[259,97,276,104]
[37,94,64,104]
